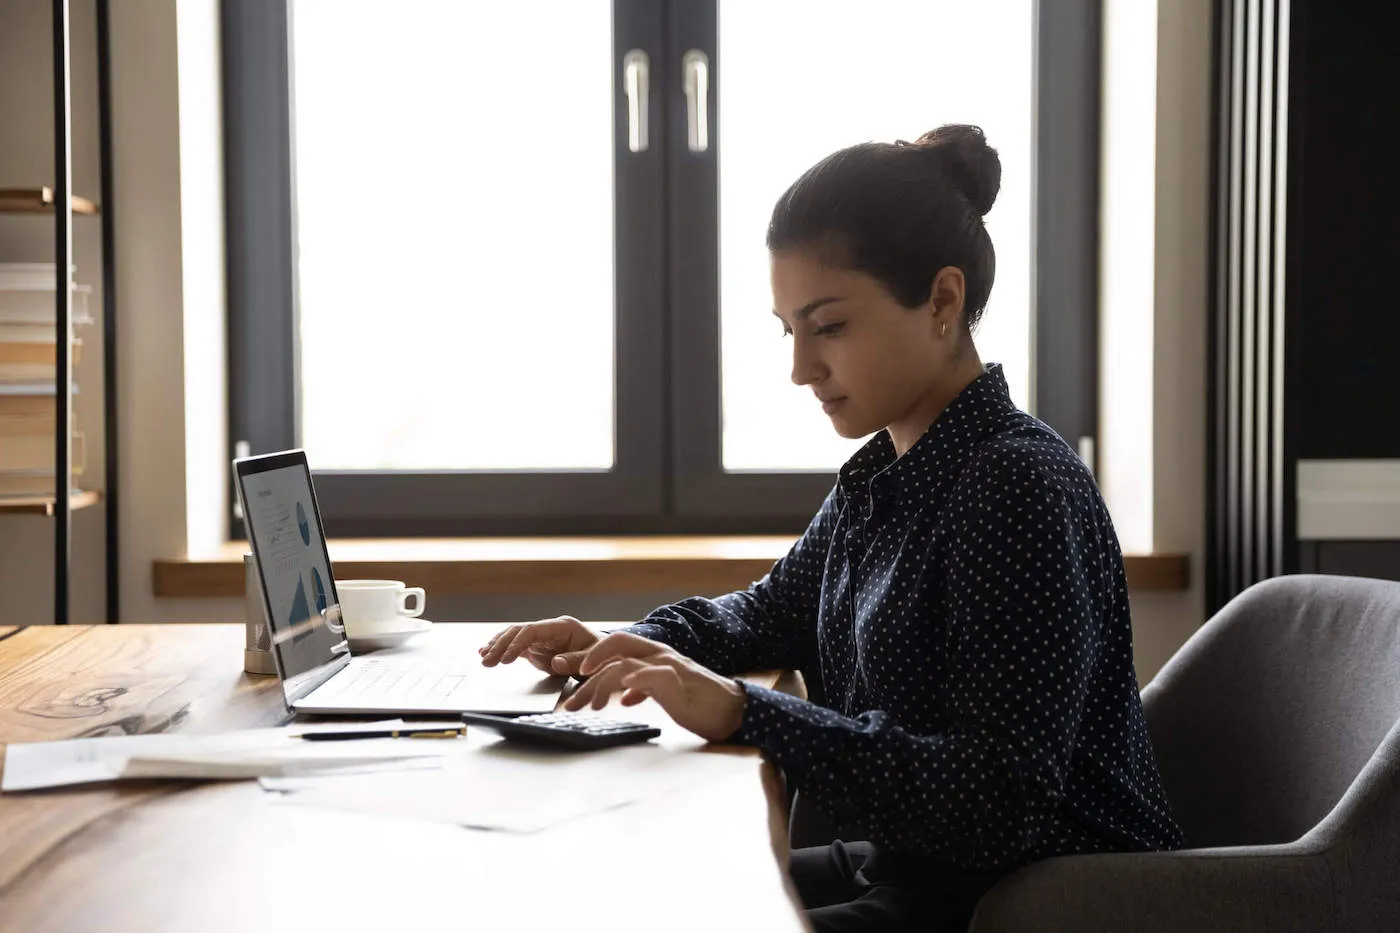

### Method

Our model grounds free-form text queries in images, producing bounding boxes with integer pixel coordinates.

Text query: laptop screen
[234,450,348,706]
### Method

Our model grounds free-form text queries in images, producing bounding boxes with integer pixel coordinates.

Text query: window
[716,1,1034,471]
[224,0,1100,537]
[292,1,617,472]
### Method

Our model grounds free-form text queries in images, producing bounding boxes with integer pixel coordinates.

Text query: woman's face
[770,250,958,441]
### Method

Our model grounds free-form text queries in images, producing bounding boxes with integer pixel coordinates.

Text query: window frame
[223,0,1101,538]
[1031,0,1103,468]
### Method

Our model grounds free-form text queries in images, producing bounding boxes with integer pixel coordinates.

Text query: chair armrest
[969,845,1333,933]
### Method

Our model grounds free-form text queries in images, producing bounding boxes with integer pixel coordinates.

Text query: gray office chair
[970,573,1400,931]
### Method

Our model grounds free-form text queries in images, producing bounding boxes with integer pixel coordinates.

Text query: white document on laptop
[0,721,459,792]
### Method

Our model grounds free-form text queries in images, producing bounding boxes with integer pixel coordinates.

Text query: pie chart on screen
[288,576,310,628]
[312,567,327,614]
[296,502,310,546]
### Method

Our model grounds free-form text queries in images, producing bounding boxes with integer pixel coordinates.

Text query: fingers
[479,617,587,668]
[478,624,524,666]
[523,645,560,673]
[562,656,650,711]
[504,622,551,664]
[566,652,687,711]
[578,632,664,677]
[618,687,650,706]
[620,665,685,708]
[549,649,589,676]
[560,657,620,711]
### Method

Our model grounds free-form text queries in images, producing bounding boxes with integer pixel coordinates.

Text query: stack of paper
[0,720,459,792]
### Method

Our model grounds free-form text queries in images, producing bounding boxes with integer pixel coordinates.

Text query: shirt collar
[837,362,1016,505]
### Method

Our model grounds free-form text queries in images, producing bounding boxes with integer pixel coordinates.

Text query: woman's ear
[927,266,966,333]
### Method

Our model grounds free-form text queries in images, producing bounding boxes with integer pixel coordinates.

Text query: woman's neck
[886,350,986,458]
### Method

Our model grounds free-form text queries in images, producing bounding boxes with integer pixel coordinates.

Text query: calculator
[461,711,662,750]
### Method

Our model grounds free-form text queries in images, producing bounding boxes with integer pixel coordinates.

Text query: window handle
[683,50,710,153]
[623,50,649,153]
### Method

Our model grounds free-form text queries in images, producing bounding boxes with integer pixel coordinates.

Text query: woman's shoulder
[956,410,1099,506]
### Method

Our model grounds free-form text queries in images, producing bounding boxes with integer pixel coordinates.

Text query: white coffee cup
[336,579,426,635]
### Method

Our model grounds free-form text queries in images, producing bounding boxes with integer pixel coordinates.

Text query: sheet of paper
[258,757,444,791]
[270,740,760,833]
[0,720,462,791]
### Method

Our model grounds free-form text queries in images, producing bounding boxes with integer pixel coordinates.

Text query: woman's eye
[780,324,793,337]
[814,321,845,337]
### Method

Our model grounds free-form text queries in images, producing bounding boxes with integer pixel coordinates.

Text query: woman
[480,124,1183,932]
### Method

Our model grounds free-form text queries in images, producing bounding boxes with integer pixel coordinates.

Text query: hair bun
[904,124,1001,217]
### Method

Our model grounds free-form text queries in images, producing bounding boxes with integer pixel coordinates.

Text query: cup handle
[399,587,426,618]
[324,604,345,634]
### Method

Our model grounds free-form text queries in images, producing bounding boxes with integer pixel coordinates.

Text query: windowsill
[153,537,1190,598]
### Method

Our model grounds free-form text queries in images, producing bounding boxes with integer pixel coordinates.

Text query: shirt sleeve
[617,486,840,676]
[729,466,1106,871]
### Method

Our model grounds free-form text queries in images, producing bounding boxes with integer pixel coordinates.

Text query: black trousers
[788,840,1005,933]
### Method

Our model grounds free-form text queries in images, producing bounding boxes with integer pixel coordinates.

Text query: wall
[1099,0,1213,684]
[1288,0,1400,580]
[1287,0,1400,463]
[1137,0,1213,682]
[107,0,238,624]
[1137,0,1213,683]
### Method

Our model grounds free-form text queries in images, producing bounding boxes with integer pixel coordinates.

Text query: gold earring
[940,322,947,338]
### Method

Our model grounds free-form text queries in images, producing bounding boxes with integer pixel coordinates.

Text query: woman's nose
[791,338,824,386]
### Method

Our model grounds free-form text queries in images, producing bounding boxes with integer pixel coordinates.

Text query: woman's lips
[821,398,846,414]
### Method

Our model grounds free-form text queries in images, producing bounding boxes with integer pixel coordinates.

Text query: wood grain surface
[152,537,1192,598]
[0,624,807,933]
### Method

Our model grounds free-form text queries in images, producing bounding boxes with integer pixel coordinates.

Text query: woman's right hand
[478,616,601,676]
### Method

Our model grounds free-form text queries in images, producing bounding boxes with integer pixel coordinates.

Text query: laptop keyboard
[318,658,472,702]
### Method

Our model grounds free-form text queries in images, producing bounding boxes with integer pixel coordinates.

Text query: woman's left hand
[562,632,747,743]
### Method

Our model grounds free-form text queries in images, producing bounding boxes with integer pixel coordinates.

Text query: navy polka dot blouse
[624,363,1184,871]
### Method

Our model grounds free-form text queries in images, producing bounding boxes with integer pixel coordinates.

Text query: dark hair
[766,124,1001,330]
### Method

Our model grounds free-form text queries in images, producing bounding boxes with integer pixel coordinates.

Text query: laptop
[233,449,565,716]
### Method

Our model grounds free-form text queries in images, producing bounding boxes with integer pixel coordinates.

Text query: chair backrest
[1140,574,1400,848]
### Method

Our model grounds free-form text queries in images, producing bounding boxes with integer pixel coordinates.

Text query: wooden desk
[0,624,807,932]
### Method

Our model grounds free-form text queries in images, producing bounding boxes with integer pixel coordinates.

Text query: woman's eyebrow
[772,296,846,321]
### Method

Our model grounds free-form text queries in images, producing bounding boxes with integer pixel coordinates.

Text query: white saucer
[346,616,433,651]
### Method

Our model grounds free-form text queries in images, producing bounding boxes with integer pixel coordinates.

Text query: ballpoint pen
[297,726,466,741]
